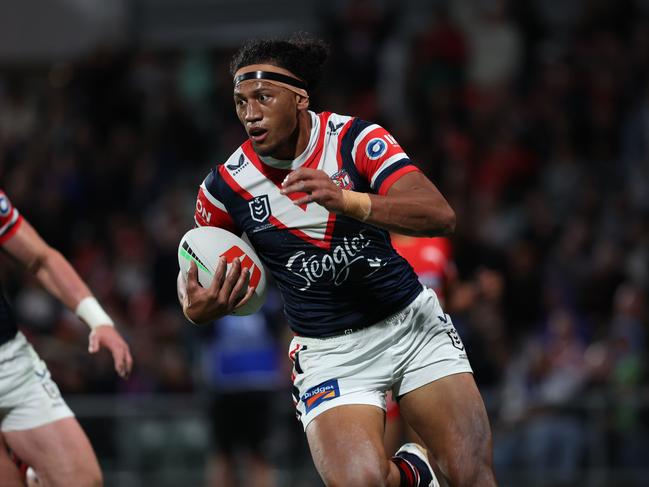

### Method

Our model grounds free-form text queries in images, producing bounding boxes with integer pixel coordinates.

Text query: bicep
[385,171,448,202]
[1,219,50,269]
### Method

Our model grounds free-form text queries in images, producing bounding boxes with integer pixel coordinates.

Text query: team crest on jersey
[301,379,340,413]
[0,194,10,216]
[249,195,271,222]
[330,170,353,190]
[366,137,388,160]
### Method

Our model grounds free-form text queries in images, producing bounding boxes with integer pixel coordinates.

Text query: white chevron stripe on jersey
[224,148,338,243]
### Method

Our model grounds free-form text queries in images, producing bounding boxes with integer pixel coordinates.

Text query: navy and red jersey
[194,111,424,337]
[0,190,23,345]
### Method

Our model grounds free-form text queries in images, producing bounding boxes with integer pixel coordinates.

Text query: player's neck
[292,109,313,159]
[260,110,315,169]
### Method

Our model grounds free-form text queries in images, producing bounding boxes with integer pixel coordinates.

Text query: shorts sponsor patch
[301,379,340,413]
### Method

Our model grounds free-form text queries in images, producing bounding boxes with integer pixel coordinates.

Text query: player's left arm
[281,169,455,237]
[1,218,133,378]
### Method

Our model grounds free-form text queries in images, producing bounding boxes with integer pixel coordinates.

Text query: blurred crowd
[1,0,648,485]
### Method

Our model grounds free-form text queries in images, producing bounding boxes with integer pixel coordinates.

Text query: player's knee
[442,431,495,487]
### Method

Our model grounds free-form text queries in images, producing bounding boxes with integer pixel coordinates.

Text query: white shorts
[0,332,74,431]
[289,287,473,430]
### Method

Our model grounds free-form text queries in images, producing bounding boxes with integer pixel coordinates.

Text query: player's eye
[258,94,270,102]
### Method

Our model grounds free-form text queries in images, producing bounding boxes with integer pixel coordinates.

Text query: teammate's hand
[89,325,133,379]
[281,168,345,212]
[182,257,255,324]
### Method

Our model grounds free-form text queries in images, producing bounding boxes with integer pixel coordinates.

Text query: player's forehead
[233,79,282,97]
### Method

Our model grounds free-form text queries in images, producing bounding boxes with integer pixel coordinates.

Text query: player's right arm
[0,192,132,378]
[178,170,254,324]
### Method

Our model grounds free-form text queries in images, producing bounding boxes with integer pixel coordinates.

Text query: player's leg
[3,417,102,487]
[0,433,25,487]
[305,404,402,487]
[399,372,496,487]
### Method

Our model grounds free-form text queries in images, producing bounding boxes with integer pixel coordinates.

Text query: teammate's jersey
[391,236,456,304]
[194,111,424,337]
[0,190,23,345]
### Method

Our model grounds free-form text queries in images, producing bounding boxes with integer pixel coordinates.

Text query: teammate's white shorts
[0,332,74,431]
[289,287,473,430]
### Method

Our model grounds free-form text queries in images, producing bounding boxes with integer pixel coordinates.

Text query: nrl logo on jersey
[330,170,353,190]
[249,195,271,222]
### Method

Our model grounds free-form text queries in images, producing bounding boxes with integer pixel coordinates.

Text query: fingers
[116,346,133,379]
[89,327,133,379]
[228,265,251,308]
[280,179,319,197]
[292,192,317,206]
[219,257,243,299]
[88,331,99,353]
[234,284,256,310]
[186,260,199,290]
[211,256,227,292]
[280,168,328,195]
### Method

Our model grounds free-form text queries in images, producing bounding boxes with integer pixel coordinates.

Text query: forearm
[363,192,456,237]
[32,247,92,311]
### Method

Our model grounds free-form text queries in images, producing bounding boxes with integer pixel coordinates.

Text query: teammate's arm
[281,169,455,237]
[1,218,133,378]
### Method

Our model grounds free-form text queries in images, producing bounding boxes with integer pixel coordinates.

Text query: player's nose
[244,101,262,122]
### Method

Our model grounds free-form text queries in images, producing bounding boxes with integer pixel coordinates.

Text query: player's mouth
[249,127,268,144]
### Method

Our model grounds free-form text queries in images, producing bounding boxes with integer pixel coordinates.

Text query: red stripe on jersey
[0,213,23,244]
[218,160,337,250]
[269,214,333,250]
[241,142,307,210]
[194,187,238,233]
[378,166,421,195]
[218,164,255,200]
[354,127,407,181]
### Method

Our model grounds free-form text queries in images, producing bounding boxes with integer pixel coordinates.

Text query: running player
[0,190,133,487]
[179,34,497,487]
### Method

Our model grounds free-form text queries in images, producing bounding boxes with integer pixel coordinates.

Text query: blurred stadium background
[1,0,648,486]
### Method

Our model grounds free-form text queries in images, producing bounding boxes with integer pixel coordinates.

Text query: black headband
[233,70,308,90]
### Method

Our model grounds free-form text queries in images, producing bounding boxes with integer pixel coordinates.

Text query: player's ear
[296,94,309,110]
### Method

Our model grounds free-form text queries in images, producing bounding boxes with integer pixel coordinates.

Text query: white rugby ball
[178,226,266,316]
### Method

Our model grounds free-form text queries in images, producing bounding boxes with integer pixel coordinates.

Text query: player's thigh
[0,433,25,487]
[398,373,493,478]
[4,417,102,487]
[306,404,396,487]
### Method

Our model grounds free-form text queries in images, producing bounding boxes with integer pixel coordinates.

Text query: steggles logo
[285,230,375,290]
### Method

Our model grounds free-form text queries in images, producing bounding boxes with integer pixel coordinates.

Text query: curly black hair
[230,32,330,91]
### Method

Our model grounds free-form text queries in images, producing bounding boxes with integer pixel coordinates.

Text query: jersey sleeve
[0,190,23,245]
[194,170,240,234]
[350,122,421,195]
